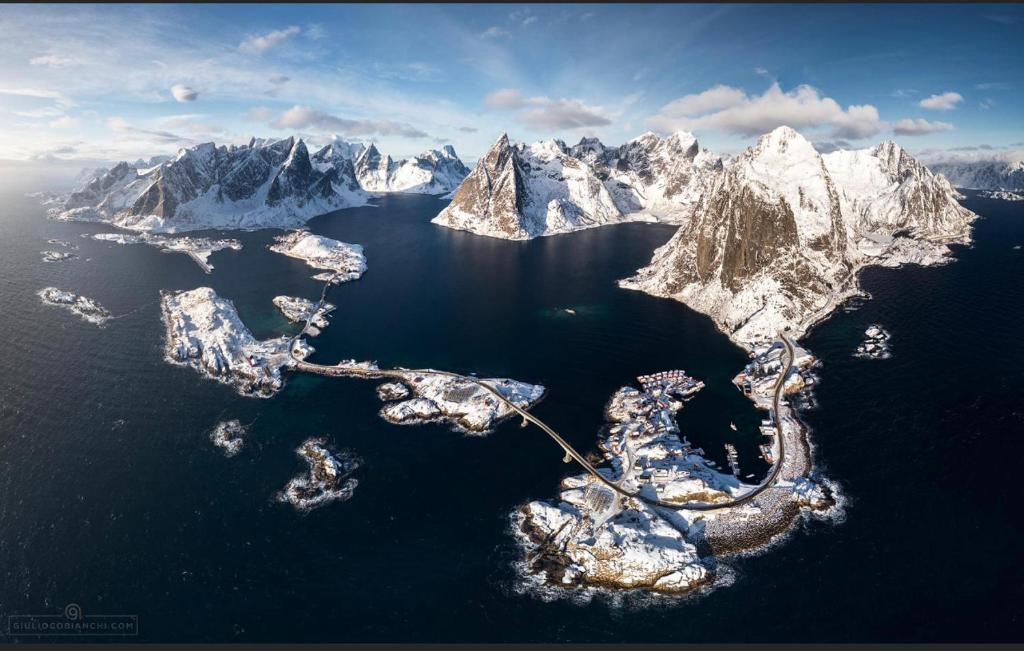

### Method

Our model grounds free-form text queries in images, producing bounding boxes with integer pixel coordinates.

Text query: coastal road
[289,332,798,514]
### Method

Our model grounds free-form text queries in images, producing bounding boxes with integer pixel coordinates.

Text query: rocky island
[160,287,313,397]
[40,250,76,262]
[854,325,892,359]
[92,232,242,273]
[375,373,546,434]
[210,419,248,457]
[516,344,835,596]
[277,437,361,512]
[273,295,335,336]
[269,230,367,284]
[38,287,112,325]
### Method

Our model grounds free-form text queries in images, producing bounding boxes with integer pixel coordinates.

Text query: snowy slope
[50,136,470,232]
[354,144,469,194]
[927,159,1024,191]
[621,127,976,349]
[432,132,722,240]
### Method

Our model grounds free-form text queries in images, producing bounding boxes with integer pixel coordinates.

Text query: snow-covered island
[269,230,367,284]
[978,190,1024,201]
[376,373,546,435]
[517,348,836,597]
[41,250,76,262]
[273,295,335,336]
[160,287,312,397]
[854,325,891,359]
[210,419,248,457]
[38,287,111,325]
[277,437,360,512]
[92,232,242,273]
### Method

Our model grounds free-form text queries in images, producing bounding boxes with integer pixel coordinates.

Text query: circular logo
[64,603,82,621]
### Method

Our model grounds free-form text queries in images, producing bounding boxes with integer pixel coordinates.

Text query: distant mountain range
[427,126,978,347]
[53,137,469,231]
[48,124,983,350]
[926,159,1024,191]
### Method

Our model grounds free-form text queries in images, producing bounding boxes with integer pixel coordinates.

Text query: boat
[729,421,737,431]
[564,308,577,315]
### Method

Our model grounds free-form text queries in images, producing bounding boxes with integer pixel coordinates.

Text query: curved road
[290,332,797,513]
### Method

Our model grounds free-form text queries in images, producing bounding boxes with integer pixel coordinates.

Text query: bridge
[289,316,797,513]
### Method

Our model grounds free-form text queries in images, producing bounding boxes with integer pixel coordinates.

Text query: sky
[1,3,1021,167]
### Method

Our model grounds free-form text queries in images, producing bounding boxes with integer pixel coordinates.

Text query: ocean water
[0,174,1021,642]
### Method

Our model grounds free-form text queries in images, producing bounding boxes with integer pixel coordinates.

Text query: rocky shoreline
[514,342,839,596]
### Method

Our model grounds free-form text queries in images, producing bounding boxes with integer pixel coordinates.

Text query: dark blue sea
[0,169,1021,642]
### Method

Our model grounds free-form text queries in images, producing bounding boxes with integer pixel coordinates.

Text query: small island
[92,232,242,273]
[273,295,335,337]
[269,230,367,284]
[160,287,313,398]
[854,325,892,359]
[210,419,248,457]
[40,250,76,262]
[277,437,361,512]
[38,287,111,325]
[516,339,836,596]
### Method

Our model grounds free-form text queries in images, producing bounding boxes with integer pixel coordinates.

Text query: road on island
[289,312,798,513]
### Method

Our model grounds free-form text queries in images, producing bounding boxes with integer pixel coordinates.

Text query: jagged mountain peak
[621,129,976,348]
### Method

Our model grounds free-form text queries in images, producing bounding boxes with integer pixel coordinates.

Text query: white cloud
[48,115,80,129]
[105,116,190,144]
[975,82,1010,91]
[647,82,886,140]
[657,85,748,118]
[518,98,612,130]
[170,84,198,102]
[304,23,327,40]
[245,106,273,122]
[239,26,301,54]
[483,88,524,109]
[918,91,963,111]
[0,87,75,110]
[29,54,77,68]
[271,105,429,138]
[479,26,509,39]
[508,10,538,27]
[892,118,954,136]
[483,89,612,130]
[831,104,886,139]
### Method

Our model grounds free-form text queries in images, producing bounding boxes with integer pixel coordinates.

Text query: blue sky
[1,3,1021,164]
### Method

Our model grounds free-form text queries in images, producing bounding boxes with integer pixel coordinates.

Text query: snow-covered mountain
[927,159,1024,191]
[431,131,722,240]
[53,136,469,232]
[621,127,976,349]
[354,143,469,194]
